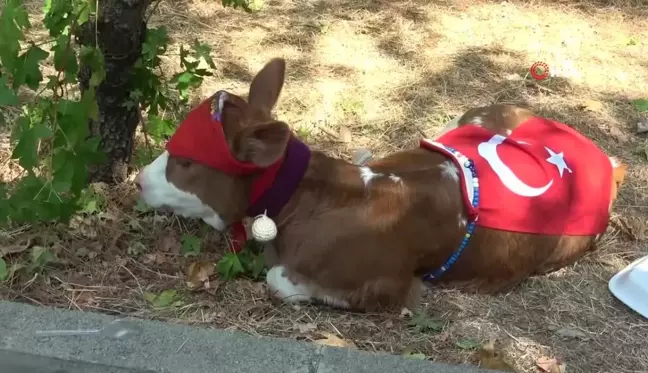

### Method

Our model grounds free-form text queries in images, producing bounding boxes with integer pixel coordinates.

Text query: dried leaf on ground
[402,350,427,360]
[186,261,216,290]
[608,126,630,143]
[338,126,352,143]
[314,331,355,348]
[554,327,589,340]
[578,99,603,112]
[504,72,523,81]
[637,116,648,134]
[75,246,100,259]
[158,229,181,253]
[0,236,32,258]
[0,243,30,258]
[127,241,147,257]
[293,322,317,334]
[537,356,566,373]
[143,252,167,265]
[478,339,516,372]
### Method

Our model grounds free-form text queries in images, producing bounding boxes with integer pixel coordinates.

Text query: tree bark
[77,0,149,184]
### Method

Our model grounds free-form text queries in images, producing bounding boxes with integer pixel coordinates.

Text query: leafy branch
[0,0,264,281]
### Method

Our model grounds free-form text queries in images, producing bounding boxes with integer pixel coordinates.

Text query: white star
[545,146,572,177]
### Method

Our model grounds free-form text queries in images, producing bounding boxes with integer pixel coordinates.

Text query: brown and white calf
[135,58,627,312]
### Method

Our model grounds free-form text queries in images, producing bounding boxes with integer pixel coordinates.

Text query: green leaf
[75,0,96,24]
[0,76,18,105]
[14,44,49,90]
[0,258,8,281]
[190,39,216,69]
[52,35,78,80]
[77,184,107,215]
[632,99,648,113]
[181,234,202,257]
[134,197,152,213]
[81,87,99,121]
[141,27,169,62]
[0,0,30,72]
[12,117,53,170]
[407,312,444,333]
[30,246,55,270]
[148,115,175,139]
[247,251,265,279]
[51,149,76,193]
[57,99,90,146]
[80,47,105,88]
[216,252,245,280]
[43,0,73,37]
[455,339,481,350]
[144,289,181,309]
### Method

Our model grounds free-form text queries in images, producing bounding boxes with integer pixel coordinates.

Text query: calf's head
[134,58,292,230]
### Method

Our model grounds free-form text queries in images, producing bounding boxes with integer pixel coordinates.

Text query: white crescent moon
[477,134,553,197]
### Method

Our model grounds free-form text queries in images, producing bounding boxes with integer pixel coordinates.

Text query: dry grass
[2,0,648,372]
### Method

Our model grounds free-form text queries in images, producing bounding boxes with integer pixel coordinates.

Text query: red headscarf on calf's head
[165,91,311,253]
[165,94,285,205]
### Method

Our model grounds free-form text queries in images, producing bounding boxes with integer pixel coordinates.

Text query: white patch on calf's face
[138,151,226,231]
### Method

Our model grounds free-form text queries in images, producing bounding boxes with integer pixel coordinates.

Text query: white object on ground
[34,319,141,339]
[608,254,648,320]
[251,212,277,242]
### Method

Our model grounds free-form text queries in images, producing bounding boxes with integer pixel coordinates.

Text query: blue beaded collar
[422,144,480,281]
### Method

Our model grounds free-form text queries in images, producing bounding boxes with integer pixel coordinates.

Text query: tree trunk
[77,0,149,184]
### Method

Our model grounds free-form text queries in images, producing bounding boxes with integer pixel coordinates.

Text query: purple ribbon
[245,138,311,218]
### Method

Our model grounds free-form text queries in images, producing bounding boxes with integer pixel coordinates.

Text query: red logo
[529,62,550,80]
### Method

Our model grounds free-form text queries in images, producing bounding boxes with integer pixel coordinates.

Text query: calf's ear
[233,121,291,167]
[248,58,286,115]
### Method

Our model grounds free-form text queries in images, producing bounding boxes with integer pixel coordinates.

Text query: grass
[2,0,648,372]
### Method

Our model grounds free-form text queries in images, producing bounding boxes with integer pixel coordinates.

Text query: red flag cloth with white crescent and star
[421,116,613,236]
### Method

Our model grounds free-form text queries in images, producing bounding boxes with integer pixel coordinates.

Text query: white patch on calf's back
[137,151,225,231]
[458,213,467,227]
[440,161,460,182]
[472,115,484,125]
[359,167,403,188]
[359,166,383,187]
